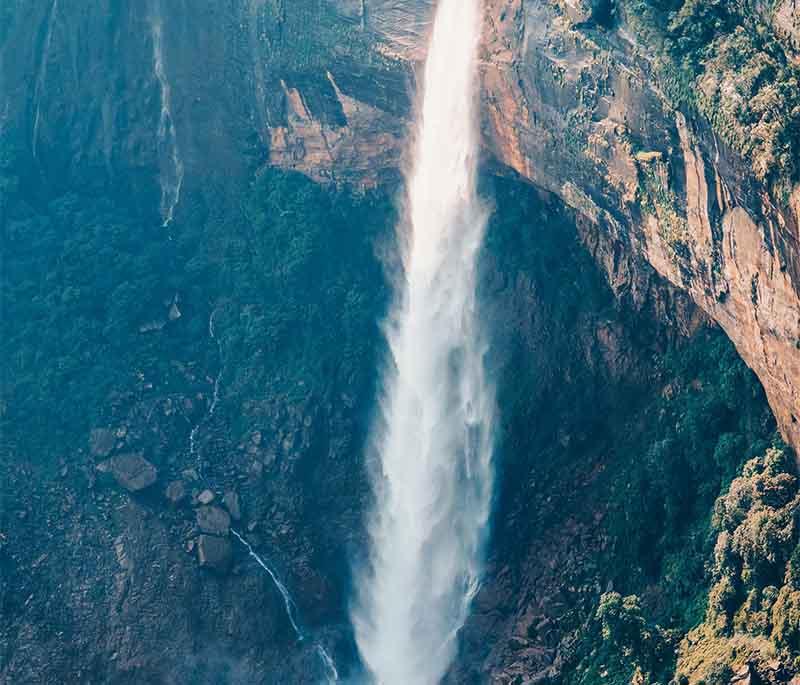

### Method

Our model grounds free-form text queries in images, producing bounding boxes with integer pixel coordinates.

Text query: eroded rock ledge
[479,0,800,454]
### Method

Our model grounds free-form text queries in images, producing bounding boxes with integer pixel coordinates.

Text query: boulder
[165,480,187,505]
[195,506,230,536]
[181,468,200,482]
[97,453,157,492]
[197,489,215,505]
[730,664,752,685]
[222,490,241,521]
[197,534,231,571]
[89,428,116,457]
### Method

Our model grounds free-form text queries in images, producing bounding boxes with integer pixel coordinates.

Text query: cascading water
[181,318,337,681]
[353,1,494,683]
[230,530,339,683]
[150,7,184,228]
[32,0,58,159]
[188,310,224,478]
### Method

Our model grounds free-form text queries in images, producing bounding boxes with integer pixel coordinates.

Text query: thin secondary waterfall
[32,0,58,159]
[150,9,184,228]
[353,1,494,683]
[189,310,224,477]
[230,531,339,683]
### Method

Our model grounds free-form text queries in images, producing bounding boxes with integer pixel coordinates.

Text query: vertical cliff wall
[480,0,800,454]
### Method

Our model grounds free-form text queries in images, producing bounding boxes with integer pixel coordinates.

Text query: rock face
[3,0,796,451]
[477,0,800,452]
[1,2,798,683]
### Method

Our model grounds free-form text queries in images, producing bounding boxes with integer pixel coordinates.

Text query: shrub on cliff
[622,0,800,189]
[676,444,800,683]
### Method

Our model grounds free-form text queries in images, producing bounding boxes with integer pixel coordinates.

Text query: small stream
[186,311,338,682]
[231,530,339,683]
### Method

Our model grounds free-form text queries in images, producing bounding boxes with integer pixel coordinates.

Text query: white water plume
[150,10,184,228]
[353,0,494,683]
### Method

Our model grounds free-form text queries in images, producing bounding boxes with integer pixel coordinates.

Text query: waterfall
[230,530,339,683]
[32,0,58,159]
[150,9,184,228]
[188,310,224,479]
[353,0,494,683]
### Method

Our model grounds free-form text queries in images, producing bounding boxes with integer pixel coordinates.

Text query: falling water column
[150,7,184,228]
[353,0,494,684]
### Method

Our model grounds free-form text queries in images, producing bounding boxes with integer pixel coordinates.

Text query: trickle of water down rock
[353,0,495,683]
[150,4,184,229]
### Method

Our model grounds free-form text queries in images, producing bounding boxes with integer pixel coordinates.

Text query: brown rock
[195,506,230,536]
[196,535,231,571]
[197,489,215,505]
[731,663,752,685]
[97,453,157,492]
[165,480,187,505]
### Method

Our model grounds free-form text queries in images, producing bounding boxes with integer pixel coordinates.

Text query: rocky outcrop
[97,452,158,492]
[195,506,231,536]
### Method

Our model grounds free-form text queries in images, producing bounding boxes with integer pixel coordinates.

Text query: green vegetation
[0,143,394,465]
[2,150,189,458]
[637,160,690,254]
[622,0,800,190]
[564,330,785,684]
[676,445,800,683]
[577,443,800,684]
[212,170,392,435]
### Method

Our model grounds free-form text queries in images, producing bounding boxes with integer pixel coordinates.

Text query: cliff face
[8,0,794,451]
[478,0,800,454]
